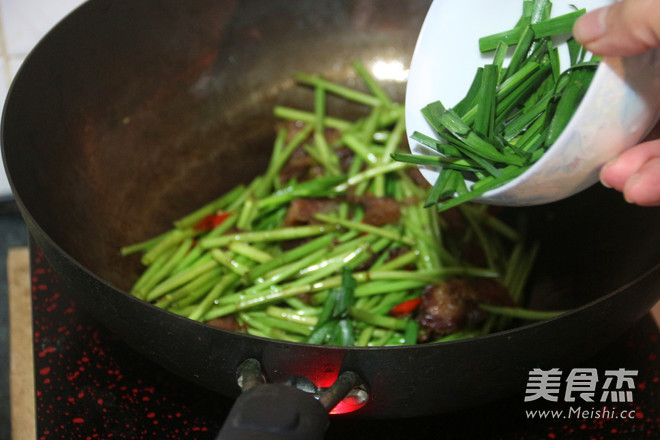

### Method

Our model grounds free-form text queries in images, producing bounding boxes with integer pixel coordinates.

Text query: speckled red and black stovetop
[30,245,660,440]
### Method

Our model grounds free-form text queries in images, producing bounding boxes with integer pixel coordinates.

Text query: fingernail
[574,6,608,44]
[623,174,642,204]
[599,161,614,188]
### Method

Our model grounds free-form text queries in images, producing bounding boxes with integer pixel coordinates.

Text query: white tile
[0,57,9,198]
[0,57,8,92]
[0,0,86,197]
[8,54,25,78]
[0,166,11,199]
[0,0,86,56]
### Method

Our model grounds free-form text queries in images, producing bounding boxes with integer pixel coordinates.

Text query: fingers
[573,0,660,57]
[574,0,660,206]
[600,141,660,206]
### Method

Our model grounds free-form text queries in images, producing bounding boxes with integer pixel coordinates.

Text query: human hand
[574,0,660,206]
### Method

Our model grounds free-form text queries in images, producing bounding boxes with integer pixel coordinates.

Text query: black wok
[3,0,660,434]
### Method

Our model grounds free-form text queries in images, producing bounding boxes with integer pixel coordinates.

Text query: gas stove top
[30,243,660,439]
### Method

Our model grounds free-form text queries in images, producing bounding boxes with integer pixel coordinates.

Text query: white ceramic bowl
[405,0,660,206]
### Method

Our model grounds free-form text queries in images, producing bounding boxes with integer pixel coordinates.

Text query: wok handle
[216,383,329,440]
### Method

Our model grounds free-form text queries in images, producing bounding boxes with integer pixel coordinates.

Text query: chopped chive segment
[454,67,484,116]
[504,25,535,81]
[390,152,482,173]
[479,304,567,320]
[479,8,586,52]
[474,64,498,137]
[544,66,595,145]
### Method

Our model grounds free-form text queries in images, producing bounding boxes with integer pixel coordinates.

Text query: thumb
[573,0,660,57]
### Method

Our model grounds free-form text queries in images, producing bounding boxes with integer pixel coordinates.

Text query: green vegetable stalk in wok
[395,0,599,211]
[121,62,562,346]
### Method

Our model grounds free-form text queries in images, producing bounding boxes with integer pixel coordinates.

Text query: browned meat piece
[277,120,307,143]
[324,127,342,145]
[418,280,472,337]
[439,207,466,233]
[417,278,513,338]
[469,278,514,306]
[386,247,410,263]
[276,123,348,183]
[459,241,488,267]
[284,197,339,226]
[350,194,401,226]
[405,166,431,189]
[335,145,356,173]
[206,316,243,331]
[279,146,322,184]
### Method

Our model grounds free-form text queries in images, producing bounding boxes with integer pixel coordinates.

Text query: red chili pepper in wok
[194,212,232,231]
[389,298,422,317]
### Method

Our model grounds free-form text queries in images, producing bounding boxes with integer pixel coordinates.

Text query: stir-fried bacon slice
[335,145,356,173]
[277,121,350,183]
[207,316,244,332]
[405,166,430,189]
[284,194,401,227]
[417,278,513,340]
[284,198,340,226]
[279,146,324,183]
[351,194,401,226]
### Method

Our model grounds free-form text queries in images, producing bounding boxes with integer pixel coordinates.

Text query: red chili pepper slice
[389,297,422,317]
[194,212,232,231]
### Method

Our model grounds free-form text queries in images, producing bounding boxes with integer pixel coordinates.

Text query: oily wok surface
[3,0,660,418]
